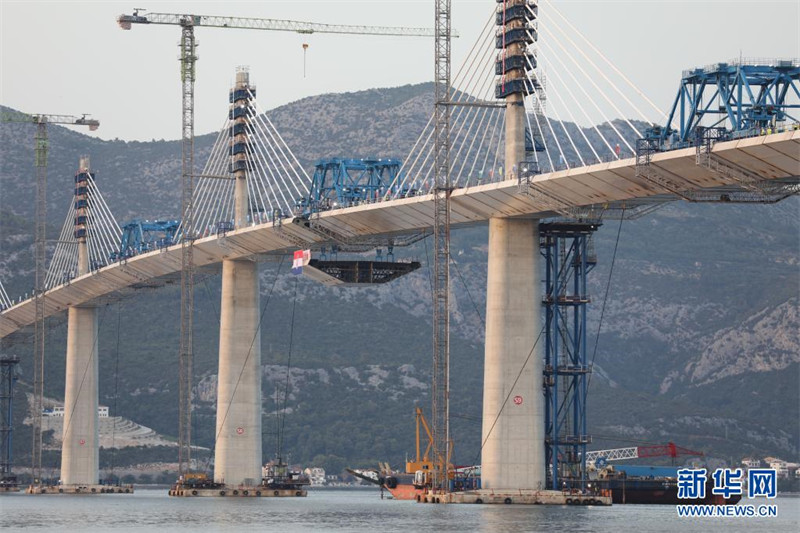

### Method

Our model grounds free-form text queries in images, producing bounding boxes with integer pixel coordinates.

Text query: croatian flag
[291,249,310,275]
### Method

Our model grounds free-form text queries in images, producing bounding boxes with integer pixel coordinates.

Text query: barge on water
[595,465,743,505]
[169,462,309,498]
[1,475,19,492]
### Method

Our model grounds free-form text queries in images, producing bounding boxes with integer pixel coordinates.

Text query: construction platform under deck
[418,489,611,505]
[303,259,421,286]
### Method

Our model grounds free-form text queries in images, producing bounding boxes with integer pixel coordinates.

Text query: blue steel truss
[113,219,181,261]
[648,60,800,148]
[301,158,401,215]
[540,221,599,491]
[0,356,19,480]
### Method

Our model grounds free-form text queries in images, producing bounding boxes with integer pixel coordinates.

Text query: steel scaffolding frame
[540,221,599,491]
[0,355,19,480]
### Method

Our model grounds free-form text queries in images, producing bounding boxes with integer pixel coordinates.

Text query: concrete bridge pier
[61,157,99,487]
[214,68,263,488]
[479,16,546,492]
[214,259,262,487]
[61,306,99,486]
[480,217,544,491]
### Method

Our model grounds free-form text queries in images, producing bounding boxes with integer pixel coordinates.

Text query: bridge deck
[2,131,798,338]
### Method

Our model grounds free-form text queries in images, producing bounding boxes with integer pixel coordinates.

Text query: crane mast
[431,0,452,494]
[177,22,196,476]
[118,7,445,477]
[1,111,99,486]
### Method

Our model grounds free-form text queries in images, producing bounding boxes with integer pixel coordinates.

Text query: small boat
[347,407,434,500]
[261,461,310,496]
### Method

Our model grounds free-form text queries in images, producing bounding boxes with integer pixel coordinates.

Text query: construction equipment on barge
[169,463,309,497]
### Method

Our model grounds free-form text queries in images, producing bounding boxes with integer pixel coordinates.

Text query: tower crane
[118,9,447,37]
[0,111,99,486]
[117,7,450,476]
[431,0,452,495]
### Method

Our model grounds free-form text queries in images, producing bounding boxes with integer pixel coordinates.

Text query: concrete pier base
[168,486,306,498]
[25,484,133,495]
[214,259,262,487]
[61,305,99,487]
[419,489,611,506]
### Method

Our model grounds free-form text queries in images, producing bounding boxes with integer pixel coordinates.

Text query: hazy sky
[1,0,798,141]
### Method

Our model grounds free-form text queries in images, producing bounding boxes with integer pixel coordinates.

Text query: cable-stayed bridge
[1,0,797,501]
[1,129,797,337]
[4,0,797,334]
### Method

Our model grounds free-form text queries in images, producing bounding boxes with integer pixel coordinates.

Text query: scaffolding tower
[1,355,20,484]
[540,221,599,491]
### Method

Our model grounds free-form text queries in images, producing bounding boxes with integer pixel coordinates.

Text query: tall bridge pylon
[480,0,545,493]
[47,163,121,289]
[60,156,105,488]
[0,111,99,488]
[212,69,263,488]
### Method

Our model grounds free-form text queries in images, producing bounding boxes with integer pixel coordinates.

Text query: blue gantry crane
[299,158,403,215]
[644,60,799,149]
[112,219,181,261]
[635,60,799,205]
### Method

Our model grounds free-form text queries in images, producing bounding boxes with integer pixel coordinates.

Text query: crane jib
[117,12,451,38]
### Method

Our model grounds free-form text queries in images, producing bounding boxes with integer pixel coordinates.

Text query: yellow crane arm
[118,10,458,38]
[416,406,434,462]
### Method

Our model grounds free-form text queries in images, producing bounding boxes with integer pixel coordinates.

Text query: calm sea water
[1,488,798,532]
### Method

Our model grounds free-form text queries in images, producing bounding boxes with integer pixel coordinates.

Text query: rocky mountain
[1,83,798,477]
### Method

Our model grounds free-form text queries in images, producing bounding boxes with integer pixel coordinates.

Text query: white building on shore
[43,405,109,417]
[303,467,326,486]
